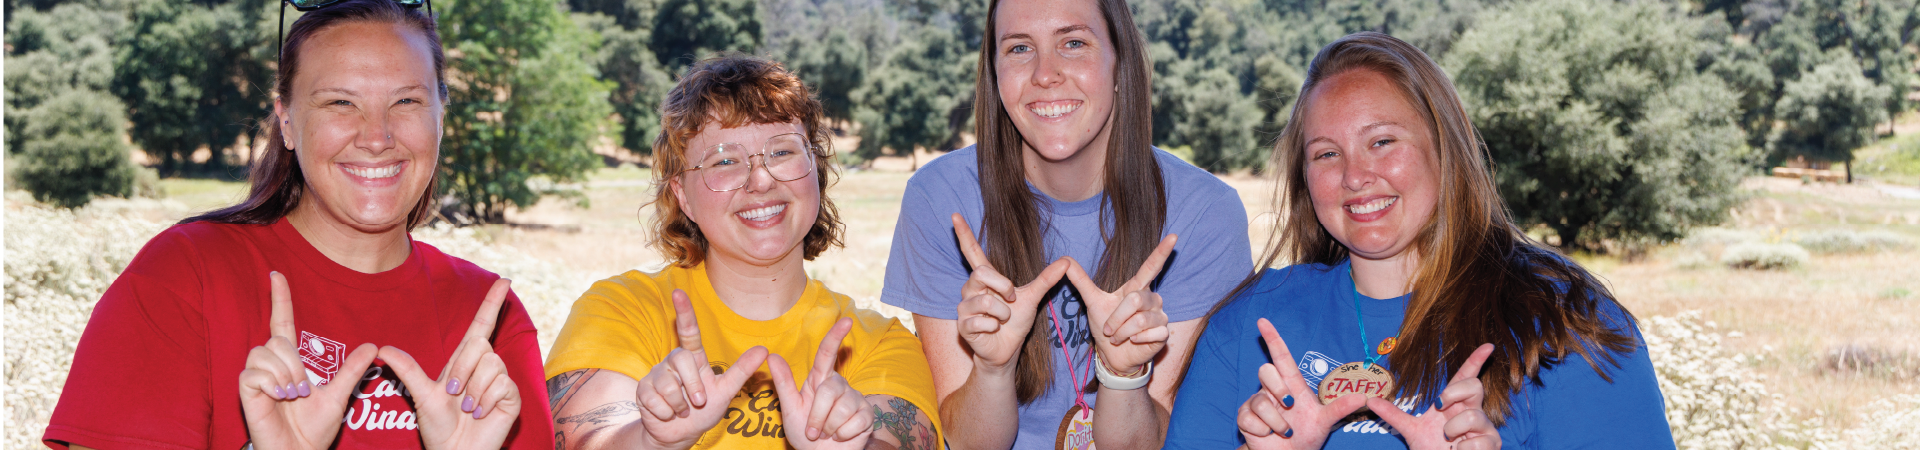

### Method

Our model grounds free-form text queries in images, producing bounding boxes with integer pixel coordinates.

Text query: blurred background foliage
[5,0,1919,250]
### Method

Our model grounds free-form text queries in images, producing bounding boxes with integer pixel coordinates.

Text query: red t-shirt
[43,219,553,450]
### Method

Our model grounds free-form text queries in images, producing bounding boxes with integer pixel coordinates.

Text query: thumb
[1058,256,1101,297]
[767,353,802,409]
[716,346,770,395]
[1325,390,1369,418]
[1365,397,1422,431]
[376,346,437,396]
[319,343,379,399]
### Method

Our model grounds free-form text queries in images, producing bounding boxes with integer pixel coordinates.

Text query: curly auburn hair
[649,54,843,267]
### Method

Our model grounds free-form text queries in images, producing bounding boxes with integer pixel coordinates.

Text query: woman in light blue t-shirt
[877,0,1252,448]
[1166,32,1675,449]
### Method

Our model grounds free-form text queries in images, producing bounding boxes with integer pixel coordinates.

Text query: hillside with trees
[7,0,1918,248]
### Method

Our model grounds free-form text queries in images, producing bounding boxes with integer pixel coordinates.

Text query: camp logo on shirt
[711,360,787,442]
[1297,351,1341,386]
[298,331,347,385]
[298,330,422,432]
[342,365,421,431]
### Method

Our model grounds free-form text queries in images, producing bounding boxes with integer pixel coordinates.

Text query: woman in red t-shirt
[43,0,551,448]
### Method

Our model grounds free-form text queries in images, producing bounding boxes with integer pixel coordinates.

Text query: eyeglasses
[279,0,432,57]
[679,133,819,192]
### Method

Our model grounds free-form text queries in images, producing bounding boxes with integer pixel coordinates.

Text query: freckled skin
[669,120,821,268]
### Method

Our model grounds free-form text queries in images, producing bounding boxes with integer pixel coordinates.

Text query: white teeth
[737,204,786,222]
[1348,197,1395,215]
[1031,102,1080,118]
[344,164,401,179]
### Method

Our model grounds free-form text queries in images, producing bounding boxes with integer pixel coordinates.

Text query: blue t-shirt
[1166,260,1675,449]
[882,145,1253,450]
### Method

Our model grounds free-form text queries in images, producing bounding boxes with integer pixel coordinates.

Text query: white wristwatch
[1093,354,1152,390]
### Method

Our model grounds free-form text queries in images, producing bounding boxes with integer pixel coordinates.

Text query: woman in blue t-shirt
[1165,33,1675,449]
[878,0,1252,448]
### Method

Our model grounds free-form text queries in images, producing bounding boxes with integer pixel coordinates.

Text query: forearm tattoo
[549,369,641,450]
[871,397,936,450]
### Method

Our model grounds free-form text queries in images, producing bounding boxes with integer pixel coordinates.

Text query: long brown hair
[182,0,446,228]
[649,54,844,267]
[1233,32,1639,423]
[975,0,1164,405]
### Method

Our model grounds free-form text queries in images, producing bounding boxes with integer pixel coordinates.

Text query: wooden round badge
[1317,361,1395,405]
[1055,404,1095,450]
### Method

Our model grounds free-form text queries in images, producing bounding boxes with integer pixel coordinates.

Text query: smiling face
[277,21,442,233]
[1300,68,1441,264]
[671,120,822,267]
[993,0,1117,164]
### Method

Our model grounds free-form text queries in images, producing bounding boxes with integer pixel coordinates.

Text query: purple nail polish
[271,385,287,399]
[446,377,461,395]
[462,395,476,413]
[473,407,485,419]
[297,381,312,397]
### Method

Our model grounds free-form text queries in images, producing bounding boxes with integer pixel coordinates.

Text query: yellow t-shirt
[545,262,941,449]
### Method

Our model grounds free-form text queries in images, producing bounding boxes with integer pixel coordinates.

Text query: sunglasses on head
[278,0,433,56]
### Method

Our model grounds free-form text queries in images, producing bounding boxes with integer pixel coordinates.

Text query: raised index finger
[1256,318,1308,392]
[813,318,853,375]
[952,213,992,271]
[1127,234,1179,289]
[464,278,512,341]
[672,289,705,353]
[268,271,296,339]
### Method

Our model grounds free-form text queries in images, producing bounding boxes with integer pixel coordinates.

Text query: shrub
[3,193,169,449]
[1642,311,1833,448]
[1721,242,1810,270]
[12,89,140,208]
[1684,227,1760,248]
[1793,229,1914,254]
[1840,394,1920,448]
[1673,250,1713,269]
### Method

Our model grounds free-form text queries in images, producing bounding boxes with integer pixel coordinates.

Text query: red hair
[649,54,843,267]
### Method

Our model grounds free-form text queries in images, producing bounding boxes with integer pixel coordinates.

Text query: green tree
[111,0,270,176]
[1447,0,1752,251]
[5,3,124,153]
[13,89,142,208]
[6,3,142,207]
[440,0,617,223]
[782,26,868,130]
[649,0,759,73]
[1768,53,1893,181]
[579,13,672,155]
[1151,43,1261,172]
[849,24,970,166]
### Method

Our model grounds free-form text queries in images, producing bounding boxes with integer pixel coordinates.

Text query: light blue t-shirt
[1166,260,1676,449]
[881,145,1252,450]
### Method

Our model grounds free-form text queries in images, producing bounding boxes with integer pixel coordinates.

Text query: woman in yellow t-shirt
[543,54,941,450]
